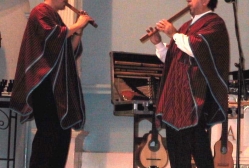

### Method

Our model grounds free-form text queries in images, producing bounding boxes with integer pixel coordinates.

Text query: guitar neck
[220,117,228,151]
[151,112,158,140]
[149,76,159,141]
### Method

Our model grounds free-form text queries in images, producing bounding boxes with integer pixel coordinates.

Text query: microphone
[225,0,235,3]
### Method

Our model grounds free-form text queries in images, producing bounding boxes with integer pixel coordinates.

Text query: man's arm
[68,14,93,51]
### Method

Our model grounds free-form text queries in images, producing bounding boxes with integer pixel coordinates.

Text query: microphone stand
[228,0,247,167]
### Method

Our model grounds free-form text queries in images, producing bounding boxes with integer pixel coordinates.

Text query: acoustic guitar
[213,115,234,168]
[136,76,168,168]
[137,112,168,168]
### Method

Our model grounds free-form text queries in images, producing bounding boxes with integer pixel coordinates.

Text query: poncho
[156,13,229,130]
[10,3,85,130]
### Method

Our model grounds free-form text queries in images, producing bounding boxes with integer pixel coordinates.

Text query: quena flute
[65,2,98,28]
[140,6,189,43]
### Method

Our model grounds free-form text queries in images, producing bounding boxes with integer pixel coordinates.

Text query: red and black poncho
[10,3,85,130]
[156,13,230,130]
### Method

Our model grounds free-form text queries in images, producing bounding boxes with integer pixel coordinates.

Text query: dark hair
[208,0,218,11]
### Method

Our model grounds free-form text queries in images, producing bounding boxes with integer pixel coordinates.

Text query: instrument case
[110,51,164,116]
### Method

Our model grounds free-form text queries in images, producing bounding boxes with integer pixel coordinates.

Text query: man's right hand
[146,27,162,45]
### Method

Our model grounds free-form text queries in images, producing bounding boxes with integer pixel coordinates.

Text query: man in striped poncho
[148,0,229,167]
[10,0,94,167]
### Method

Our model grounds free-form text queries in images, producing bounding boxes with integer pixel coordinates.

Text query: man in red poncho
[9,0,94,167]
[148,0,229,167]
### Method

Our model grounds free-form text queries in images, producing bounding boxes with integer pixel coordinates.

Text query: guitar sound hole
[221,146,227,154]
[149,140,160,152]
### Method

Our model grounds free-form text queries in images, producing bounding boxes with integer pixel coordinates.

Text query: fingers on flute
[146,27,158,37]
[146,27,157,33]
[79,10,88,15]
[146,27,153,33]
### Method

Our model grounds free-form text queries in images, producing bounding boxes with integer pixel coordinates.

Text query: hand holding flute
[145,19,178,45]
[140,6,189,43]
[156,19,178,38]
[65,2,98,28]
[146,27,162,45]
[76,13,94,29]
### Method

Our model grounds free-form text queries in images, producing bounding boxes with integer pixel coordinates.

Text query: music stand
[226,0,247,167]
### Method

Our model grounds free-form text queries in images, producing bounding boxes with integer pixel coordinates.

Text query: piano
[110,51,164,116]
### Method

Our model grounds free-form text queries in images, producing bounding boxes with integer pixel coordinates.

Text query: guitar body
[138,133,168,168]
[213,139,234,168]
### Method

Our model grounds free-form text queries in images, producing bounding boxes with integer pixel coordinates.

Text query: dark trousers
[29,78,71,168]
[165,121,214,168]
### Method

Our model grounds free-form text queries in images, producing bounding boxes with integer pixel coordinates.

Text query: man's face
[186,0,210,16]
[54,0,67,11]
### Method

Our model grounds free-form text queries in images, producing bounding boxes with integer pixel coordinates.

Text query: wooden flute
[65,2,98,28]
[139,6,189,43]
